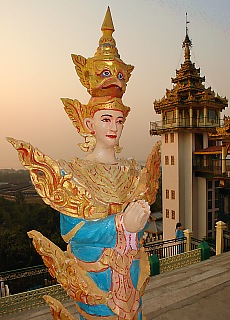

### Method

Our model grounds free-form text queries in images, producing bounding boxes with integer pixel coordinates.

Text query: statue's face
[86,59,128,98]
[86,109,124,149]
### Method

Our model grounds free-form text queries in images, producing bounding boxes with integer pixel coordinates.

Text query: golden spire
[95,6,120,59]
[182,13,192,61]
[101,6,114,31]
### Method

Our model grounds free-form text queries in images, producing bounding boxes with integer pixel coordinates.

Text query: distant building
[150,22,228,240]
[144,211,163,242]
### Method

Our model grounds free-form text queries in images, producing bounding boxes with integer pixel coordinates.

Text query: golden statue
[7,7,161,320]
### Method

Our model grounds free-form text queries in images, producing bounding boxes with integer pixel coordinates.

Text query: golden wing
[6,137,93,218]
[28,230,107,305]
[144,140,161,205]
[43,295,76,320]
[71,54,89,90]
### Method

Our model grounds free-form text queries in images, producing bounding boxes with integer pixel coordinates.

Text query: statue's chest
[60,159,141,204]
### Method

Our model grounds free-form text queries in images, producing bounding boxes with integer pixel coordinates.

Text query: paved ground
[1,252,230,320]
[152,283,230,320]
[144,252,230,320]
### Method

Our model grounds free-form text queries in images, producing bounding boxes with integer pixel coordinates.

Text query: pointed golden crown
[71,7,134,97]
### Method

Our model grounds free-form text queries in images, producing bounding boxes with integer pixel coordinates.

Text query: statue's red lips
[106,135,117,138]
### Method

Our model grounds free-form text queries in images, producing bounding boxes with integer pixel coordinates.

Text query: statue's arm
[60,201,149,250]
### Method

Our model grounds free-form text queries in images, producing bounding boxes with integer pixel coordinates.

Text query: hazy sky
[1,0,230,169]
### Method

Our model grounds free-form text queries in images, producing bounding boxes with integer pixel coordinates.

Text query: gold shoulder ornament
[6,137,95,219]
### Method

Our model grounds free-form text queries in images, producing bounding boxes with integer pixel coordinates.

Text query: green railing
[160,248,202,273]
[0,265,56,295]
[144,238,186,258]
[0,284,69,317]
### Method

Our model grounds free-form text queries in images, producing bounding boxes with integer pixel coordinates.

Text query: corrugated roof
[194,145,222,155]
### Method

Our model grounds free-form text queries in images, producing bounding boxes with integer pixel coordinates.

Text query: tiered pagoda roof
[154,27,228,114]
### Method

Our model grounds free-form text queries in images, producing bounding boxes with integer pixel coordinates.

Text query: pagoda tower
[151,20,228,240]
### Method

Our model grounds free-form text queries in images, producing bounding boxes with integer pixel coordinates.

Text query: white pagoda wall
[162,131,208,240]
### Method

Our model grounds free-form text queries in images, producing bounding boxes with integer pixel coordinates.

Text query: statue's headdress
[62,7,134,152]
[71,6,134,98]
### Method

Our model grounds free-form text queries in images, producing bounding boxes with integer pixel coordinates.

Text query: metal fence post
[184,229,193,252]
[216,221,226,255]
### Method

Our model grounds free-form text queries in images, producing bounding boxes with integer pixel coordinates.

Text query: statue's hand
[123,200,150,233]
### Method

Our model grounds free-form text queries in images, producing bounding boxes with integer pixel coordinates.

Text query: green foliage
[0,169,30,183]
[0,197,66,272]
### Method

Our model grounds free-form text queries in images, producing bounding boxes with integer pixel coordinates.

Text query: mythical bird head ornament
[62,7,133,152]
[71,7,134,99]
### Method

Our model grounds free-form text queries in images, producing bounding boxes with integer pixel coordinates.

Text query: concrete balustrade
[184,229,193,252]
[216,220,227,255]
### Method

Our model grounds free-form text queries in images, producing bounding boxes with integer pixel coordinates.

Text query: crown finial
[95,6,119,58]
[101,6,114,32]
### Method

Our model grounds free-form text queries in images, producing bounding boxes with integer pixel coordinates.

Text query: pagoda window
[195,133,203,151]
[165,134,168,143]
[181,95,188,101]
[166,110,175,124]
[170,133,174,143]
[199,110,204,123]
[166,189,169,199]
[182,79,188,86]
[166,209,169,218]
[208,109,218,123]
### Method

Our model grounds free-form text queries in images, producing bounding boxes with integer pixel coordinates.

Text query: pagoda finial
[182,12,192,61]
[185,12,189,37]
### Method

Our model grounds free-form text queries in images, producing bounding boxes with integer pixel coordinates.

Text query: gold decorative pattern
[59,157,142,208]
[27,230,108,305]
[143,141,161,205]
[107,214,140,319]
[137,247,150,296]
[6,138,94,219]
[43,295,76,320]
[160,249,202,273]
[209,116,230,140]
[0,284,69,316]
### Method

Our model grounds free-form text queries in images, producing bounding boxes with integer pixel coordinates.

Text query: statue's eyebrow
[100,114,124,119]
[101,114,112,117]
